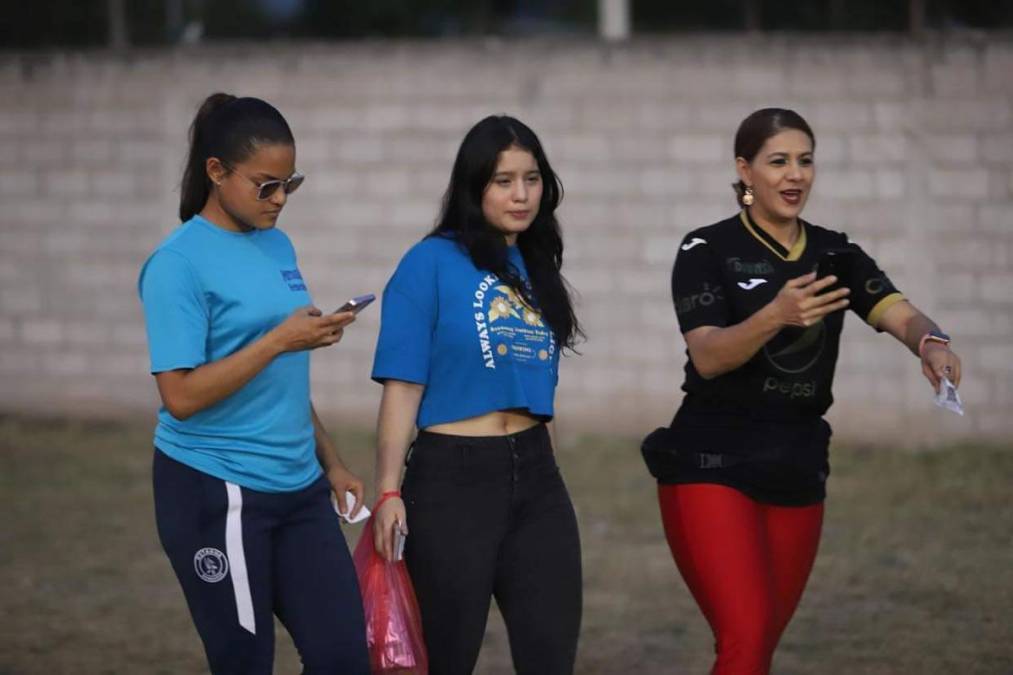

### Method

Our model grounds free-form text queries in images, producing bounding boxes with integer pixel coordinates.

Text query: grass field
[1,414,1011,674]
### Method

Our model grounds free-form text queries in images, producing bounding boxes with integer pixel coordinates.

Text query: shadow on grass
[1,415,1010,674]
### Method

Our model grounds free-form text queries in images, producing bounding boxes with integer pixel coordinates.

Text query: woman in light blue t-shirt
[139,93,369,674]
[371,116,584,674]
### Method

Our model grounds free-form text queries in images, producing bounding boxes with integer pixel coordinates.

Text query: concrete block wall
[1,35,1011,445]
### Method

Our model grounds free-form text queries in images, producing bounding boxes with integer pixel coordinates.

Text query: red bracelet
[374,490,401,511]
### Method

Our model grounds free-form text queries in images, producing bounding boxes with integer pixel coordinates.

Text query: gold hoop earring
[742,186,754,206]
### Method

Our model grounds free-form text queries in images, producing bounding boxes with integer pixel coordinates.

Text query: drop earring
[742,186,754,206]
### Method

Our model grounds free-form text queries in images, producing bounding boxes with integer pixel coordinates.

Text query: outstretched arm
[876,300,962,391]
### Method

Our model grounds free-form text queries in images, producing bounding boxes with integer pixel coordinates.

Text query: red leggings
[658,483,824,675]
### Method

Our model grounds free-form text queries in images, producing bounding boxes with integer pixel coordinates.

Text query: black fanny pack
[640,417,831,482]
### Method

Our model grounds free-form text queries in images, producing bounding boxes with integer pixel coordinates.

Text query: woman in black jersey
[651,108,963,675]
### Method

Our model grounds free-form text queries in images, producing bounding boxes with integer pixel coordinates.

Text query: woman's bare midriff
[424,409,541,437]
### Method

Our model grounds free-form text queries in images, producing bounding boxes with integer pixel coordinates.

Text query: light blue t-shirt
[138,215,320,493]
[372,235,559,428]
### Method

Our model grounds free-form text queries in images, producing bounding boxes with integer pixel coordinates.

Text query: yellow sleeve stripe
[866,292,906,329]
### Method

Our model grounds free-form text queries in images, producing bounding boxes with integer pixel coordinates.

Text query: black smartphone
[815,249,855,291]
[335,294,376,314]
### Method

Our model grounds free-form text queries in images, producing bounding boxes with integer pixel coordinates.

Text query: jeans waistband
[414,422,549,453]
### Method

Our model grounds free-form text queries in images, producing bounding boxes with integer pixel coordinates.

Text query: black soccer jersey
[666,210,905,504]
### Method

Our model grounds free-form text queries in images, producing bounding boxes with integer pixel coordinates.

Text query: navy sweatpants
[153,448,369,675]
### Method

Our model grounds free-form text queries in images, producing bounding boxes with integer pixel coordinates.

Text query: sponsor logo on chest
[280,269,307,291]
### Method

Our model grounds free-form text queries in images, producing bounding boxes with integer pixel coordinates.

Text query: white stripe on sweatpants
[225,482,256,635]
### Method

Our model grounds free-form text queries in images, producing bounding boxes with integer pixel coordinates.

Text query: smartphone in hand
[393,521,406,562]
[815,249,855,292]
[335,294,376,315]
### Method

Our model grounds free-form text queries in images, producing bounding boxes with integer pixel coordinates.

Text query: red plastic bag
[352,517,429,674]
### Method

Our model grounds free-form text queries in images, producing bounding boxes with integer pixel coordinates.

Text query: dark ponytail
[731,108,815,207]
[179,93,295,221]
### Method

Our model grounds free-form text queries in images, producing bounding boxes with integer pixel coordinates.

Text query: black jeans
[402,423,582,675]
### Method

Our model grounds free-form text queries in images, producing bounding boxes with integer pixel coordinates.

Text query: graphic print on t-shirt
[472,273,555,370]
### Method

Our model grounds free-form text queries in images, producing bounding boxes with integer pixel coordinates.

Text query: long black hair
[179,93,294,221]
[732,108,816,207]
[431,115,583,351]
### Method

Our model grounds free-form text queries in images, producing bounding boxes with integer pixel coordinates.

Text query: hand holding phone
[392,519,406,562]
[815,249,855,293]
[335,293,375,315]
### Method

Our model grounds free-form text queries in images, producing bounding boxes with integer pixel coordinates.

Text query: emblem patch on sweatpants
[194,547,229,583]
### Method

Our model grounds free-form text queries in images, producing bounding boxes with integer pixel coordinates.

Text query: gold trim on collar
[739,210,807,262]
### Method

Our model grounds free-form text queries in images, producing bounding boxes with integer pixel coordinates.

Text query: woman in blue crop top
[370,116,584,674]
[139,93,369,673]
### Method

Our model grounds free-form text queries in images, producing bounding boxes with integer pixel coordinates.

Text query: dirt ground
[1,415,1010,674]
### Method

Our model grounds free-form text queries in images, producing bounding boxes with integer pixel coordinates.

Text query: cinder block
[46,170,89,197]
[90,171,135,197]
[388,201,439,230]
[983,43,1013,93]
[118,141,164,164]
[308,170,360,196]
[46,352,90,376]
[303,106,363,132]
[920,100,1011,131]
[846,65,909,97]
[818,169,875,200]
[616,269,667,296]
[927,169,990,199]
[0,350,39,375]
[875,170,906,200]
[810,102,873,131]
[637,102,692,132]
[0,170,39,196]
[690,103,758,133]
[789,66,851,98]
[977,204,1013,234]
[64,321,111,345]
[0,317,14,342]
[70,139,115,164]
[731,66,788,97]
[814,135,848,164]
[23,140,64,165]
[333,137,384,163]
[21,319,63,345]
[925,134,979,164]
[0,110,37,135]
[931,63,980,98]
[0,139,19,166]
[979,275,1013,304]
[566,169,637,197]
[980,134,1013,165]
[873,102,909,132]
[925,203,976,233]
[934,275,978,304]
[979,344,1013,371]
[669,134,725,163]
[848,134,908,163]
[638,168,693,197]
[554,134,611,163]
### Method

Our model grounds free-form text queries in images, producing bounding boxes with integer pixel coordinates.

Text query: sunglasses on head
[221,162,305,200]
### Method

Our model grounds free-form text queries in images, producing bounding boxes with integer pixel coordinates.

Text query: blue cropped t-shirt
[371,235,559,429]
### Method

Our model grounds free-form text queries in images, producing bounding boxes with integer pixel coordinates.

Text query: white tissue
[332,491,371,524]
[934,376,964,416]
